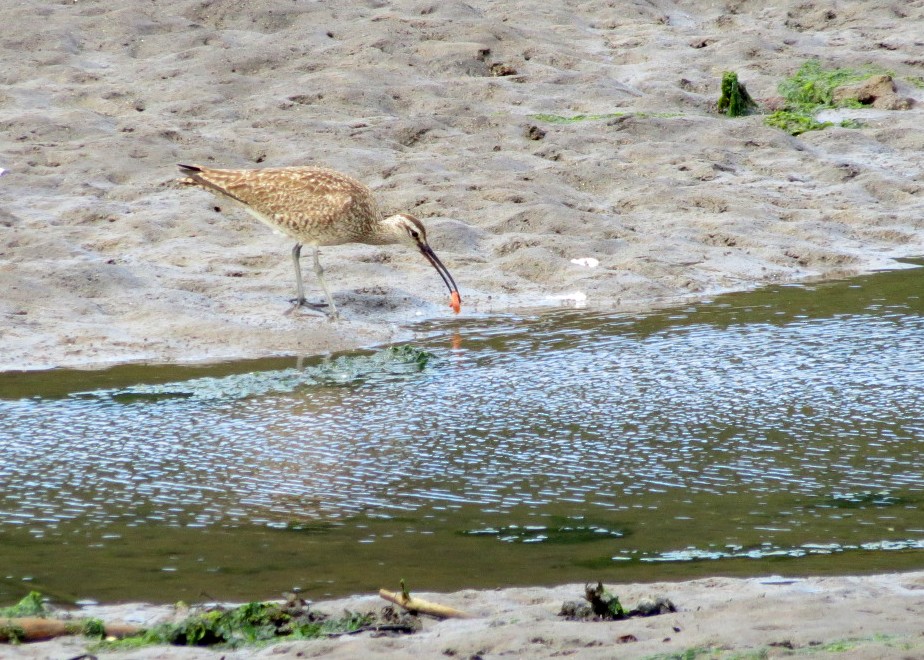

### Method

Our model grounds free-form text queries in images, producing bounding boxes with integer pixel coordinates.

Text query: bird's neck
[366,215,405,246]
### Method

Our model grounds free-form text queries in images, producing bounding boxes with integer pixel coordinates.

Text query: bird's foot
[289,297,329,309]
[285,298,329,316]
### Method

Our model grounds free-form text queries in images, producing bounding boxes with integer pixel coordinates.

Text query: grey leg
[311,245,339,320]
[288,243,329,314]
[291,243,307,306]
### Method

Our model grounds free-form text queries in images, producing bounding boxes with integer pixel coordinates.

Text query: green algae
[765,60,891,134]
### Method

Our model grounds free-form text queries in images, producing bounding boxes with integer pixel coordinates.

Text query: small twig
[400,579,410,601]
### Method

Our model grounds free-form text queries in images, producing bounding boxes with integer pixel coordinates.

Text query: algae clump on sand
[0,591,47,618]
[717,71,757,117]
[766,60,889,134]
[97,599,375,650]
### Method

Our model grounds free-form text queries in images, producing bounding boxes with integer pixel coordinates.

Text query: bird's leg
[311,246,339,320]
[290,243,308,306]
[288,243,329,313]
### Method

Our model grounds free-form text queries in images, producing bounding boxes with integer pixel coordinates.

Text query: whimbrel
[177,164,461,318]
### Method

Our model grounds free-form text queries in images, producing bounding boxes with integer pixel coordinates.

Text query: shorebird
[177,164,461,319]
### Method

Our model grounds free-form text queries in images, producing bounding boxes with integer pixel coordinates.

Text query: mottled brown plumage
[177,164,460,318]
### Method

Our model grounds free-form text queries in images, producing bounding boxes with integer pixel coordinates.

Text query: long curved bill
[420,245,461,313]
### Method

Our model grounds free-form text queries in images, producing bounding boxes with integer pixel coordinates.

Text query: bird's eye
[409,229,420,240]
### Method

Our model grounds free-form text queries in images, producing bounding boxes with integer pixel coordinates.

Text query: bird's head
[382,213,432,250]
[382,213,461,312]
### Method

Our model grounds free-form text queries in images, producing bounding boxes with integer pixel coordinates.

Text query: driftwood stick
[0,617,141,642]
[378,588,473,619]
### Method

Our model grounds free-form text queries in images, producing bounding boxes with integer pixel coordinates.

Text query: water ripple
[0,273,922,565]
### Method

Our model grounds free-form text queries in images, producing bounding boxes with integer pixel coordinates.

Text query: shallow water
[1,266,923,605]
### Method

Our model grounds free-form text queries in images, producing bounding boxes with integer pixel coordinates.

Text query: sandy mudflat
[1,0,923,370]
[7,572,924,659]
[2,0,924,657]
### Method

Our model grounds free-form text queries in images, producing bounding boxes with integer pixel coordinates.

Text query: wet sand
[1,0,922,370]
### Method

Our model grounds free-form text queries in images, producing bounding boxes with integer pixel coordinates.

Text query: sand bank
[8,572,924,659]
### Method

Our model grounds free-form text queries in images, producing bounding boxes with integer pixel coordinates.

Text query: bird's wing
[179,166,365,232]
